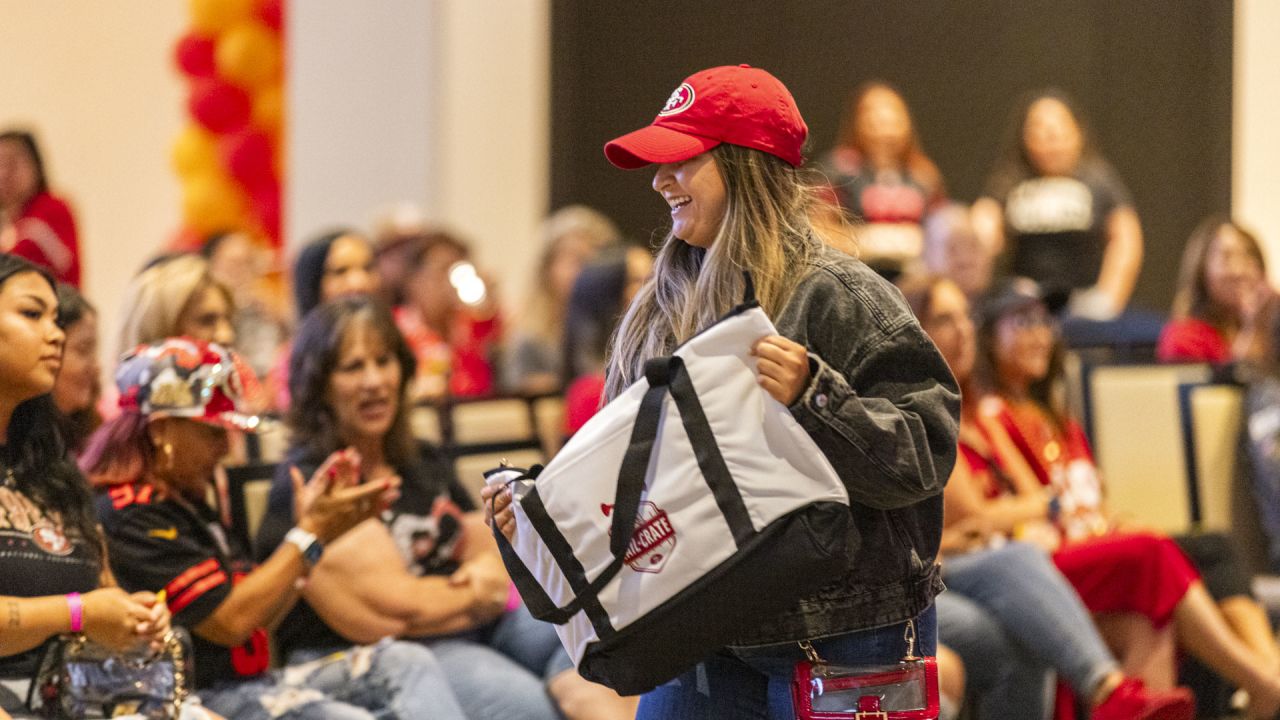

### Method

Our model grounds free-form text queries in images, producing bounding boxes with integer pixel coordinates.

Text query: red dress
[3,191,81,286]
[967,398,1198,628]
[1157,317,1230,364]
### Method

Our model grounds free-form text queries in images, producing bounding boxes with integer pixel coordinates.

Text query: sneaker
[1090,678,1195,720]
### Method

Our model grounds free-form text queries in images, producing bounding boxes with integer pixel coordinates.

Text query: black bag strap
[494,351,755,631]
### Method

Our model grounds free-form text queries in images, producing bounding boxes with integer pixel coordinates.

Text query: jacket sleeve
[781,268,960,510]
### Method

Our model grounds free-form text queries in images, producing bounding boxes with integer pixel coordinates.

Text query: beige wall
[1235,0,1280,279]
[288,0,550,314]
[0,1,187,351]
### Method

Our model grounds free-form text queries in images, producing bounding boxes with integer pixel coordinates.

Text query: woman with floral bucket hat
[83,337,468,720]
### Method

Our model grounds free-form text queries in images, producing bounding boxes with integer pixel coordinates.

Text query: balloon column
[171,0,285,250]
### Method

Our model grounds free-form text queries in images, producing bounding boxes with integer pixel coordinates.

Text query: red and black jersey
[95,483,271,689]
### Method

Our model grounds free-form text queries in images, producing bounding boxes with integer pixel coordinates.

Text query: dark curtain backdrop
[550,1,1232,312]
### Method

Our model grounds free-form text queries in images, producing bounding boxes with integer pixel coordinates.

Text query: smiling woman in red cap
[492,64,961,717]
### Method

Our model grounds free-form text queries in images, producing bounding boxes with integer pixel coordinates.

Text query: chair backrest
[1087,363,1211,533]
[223,462,279,556]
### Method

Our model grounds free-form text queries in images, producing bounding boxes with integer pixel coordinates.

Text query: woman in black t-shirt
[257,296,637,720]
[973,89,1144,320]
[0,255,172,716]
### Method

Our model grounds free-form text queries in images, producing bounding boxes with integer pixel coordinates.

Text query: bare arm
[943,428,1049,540]
[1,588,156,656]
[1095,207,1143,312]
[303,518,499,644]
[193,542,305,647]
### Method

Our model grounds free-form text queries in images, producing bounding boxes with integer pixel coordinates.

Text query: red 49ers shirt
[96,483,271,689]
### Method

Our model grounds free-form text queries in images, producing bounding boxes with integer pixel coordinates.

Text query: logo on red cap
[658,83,695,117]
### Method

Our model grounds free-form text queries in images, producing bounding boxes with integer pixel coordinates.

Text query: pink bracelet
[65,592,83,633]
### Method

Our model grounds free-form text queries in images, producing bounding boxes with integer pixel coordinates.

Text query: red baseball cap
[604,64,808,169]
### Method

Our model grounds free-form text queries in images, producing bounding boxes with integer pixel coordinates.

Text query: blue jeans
[942,542,1118,700]
[936,591,1053,720]
[206,639,465,720]
[419,604,569,720]
[636,605,937,720]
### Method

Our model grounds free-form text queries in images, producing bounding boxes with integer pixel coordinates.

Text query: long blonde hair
[605,144,833,399]
[117,254,231,357]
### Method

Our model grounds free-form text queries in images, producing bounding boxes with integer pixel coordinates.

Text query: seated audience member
[52,283,101,456]
[922,203,994,298]
[968,277,1280,717]
[0,256,184,717]
[902,274,1194,720]
[394,230,502,399]
[256,296,637,720]
[817,81,946,279]
[201,231,289,382]
[972,90,1143,320]
[503,205,619,394]
[83,338,462,720]
[1238,308,1280,573]
[561,244,653,435]
[0,131,81,286]
[117,254,235,357]
[273,228,381,408]
[1160,216,1275,365]
[369,202,430,308]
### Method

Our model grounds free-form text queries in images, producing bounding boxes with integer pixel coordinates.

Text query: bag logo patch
[602,501,677,573]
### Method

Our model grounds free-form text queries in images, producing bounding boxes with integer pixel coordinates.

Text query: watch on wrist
[284,527,324,569]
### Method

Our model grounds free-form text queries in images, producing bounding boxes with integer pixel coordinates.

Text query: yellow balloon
[216,21,281,89]
[182,172,249,235]
[251,83,284,134]
[189,0,255,34]
[171,126,220,179]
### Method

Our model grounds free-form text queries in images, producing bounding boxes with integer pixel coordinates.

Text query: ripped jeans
[200,639,466,720]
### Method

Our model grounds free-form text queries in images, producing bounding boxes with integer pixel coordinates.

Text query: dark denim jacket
[733,244,960,646]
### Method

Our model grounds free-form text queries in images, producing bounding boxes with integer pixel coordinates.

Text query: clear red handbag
[791,622,940,720]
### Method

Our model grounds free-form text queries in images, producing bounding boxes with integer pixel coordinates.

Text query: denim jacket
[733,244,960,646]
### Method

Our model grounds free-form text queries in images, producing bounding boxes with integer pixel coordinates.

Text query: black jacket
[733,243,959,645]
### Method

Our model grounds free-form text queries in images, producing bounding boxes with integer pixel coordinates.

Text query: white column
[288,0,551,315]
[1234,0,1280,279]
[287,0,437,250]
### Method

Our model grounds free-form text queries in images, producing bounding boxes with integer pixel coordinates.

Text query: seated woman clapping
[255,296,637,720]
[82,337,465,720]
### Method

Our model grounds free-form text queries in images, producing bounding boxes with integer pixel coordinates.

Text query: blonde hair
[519,205,620,344]
[117,254,231,357]
[605,144,834,400]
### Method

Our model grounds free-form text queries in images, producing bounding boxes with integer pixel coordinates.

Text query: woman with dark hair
[257,296,636,720]
[900,273,1194,720]
[0,131,81,287]
[1160,216,1274,364]
[970,277,1280,719]
[972,90,1143,320]
[292,228,380,320]
[52,283,101,455]
[490,64,958,718]
[818,81,946,278]
[393,230,502,399]
[270,228,380,409]
[85,336,455,720]
[561,244,652,436]
[0,255,172,716]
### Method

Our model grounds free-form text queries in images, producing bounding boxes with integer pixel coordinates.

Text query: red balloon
[257,0,284,33]
[174,32,218,79]
[188,79,251,134]
[220,130,273,186]
[249,177,282,241]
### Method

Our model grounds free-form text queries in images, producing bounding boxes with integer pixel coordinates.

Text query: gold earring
[153,437,175,473]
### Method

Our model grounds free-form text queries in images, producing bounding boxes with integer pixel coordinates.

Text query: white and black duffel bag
[486,280,853,695]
